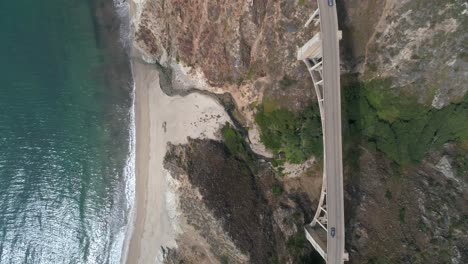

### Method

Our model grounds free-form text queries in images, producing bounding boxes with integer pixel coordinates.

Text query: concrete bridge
[297,1,348,263]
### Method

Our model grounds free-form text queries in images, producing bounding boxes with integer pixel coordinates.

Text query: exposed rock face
[164,139,320,263]
[134,0,334,163]
[134,0,318,149]
[164,158,249,263]
[136,0,314,87]
[166,140,276,263]
[346,145,468,264]
[342,0,468,107]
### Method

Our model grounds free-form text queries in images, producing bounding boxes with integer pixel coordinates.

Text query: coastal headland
[124,0,468,263]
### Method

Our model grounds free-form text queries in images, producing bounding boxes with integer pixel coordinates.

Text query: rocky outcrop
[134,0,320,157]
[165,140,275,263]
[135,0,313,87]
[164,139,321,263]
[341,0,468,107]
[345,144,468,264]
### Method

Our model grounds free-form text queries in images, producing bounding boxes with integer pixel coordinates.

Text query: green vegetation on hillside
[454,143,468,177]
[255,103,323,164]
[221,123,256,169]
[272,185,284,196]
[399,207,407,224]
[287,231,325,264]
[287,231,306,261]
[343,78,468,165]
[255,77,467,166]
[222,124,248,157]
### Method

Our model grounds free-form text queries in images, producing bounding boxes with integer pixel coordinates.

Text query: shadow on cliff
[337,1,365,256]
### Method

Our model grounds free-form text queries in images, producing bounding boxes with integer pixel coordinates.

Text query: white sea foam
[108,1,136,263]
[117,80,136,264]
[109,79,136,264]
[113,0,132,49]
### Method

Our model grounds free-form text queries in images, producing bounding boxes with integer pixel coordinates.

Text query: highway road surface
[317,0,346,263]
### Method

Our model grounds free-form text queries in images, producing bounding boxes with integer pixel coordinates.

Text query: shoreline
[119,79,136,264]
[125,60,232,263]
[126,60,177,263]
[86,0,137,262]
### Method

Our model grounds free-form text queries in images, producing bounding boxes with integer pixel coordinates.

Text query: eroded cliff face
[344,144,468,264]
[134,0,325,157]
[164,139,320,263]
[342,0,468,108]
[136,0,313,86]
[133,0,467,263]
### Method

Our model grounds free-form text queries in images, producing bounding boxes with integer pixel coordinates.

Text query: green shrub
[222,124,248,158]
[287,231,306,261]
[221,124,256,171]
[272,185,284,196]
[246,67,257,80]
[454,147,468,177]
[278,75,298,89]
[220,255,229,264]
[385,190,393,200]
[367,256,393,264]
[419,220,428,232]
[255,103,323,164]
[399,207,406,223]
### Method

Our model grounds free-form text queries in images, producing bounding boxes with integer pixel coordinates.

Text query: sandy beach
[125,61,231,263]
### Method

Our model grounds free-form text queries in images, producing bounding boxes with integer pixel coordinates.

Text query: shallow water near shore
[0,0,133,263]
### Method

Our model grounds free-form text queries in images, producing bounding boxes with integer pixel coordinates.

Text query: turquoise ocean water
[0,0,134,263]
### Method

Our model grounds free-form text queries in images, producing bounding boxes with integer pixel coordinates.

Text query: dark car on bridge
[328,0,334,7]
[330,227,336,238]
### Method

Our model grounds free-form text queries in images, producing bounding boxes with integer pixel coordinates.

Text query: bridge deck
[298,1,346,263]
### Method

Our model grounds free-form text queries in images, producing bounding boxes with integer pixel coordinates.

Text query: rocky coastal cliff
[131,0,467,263]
